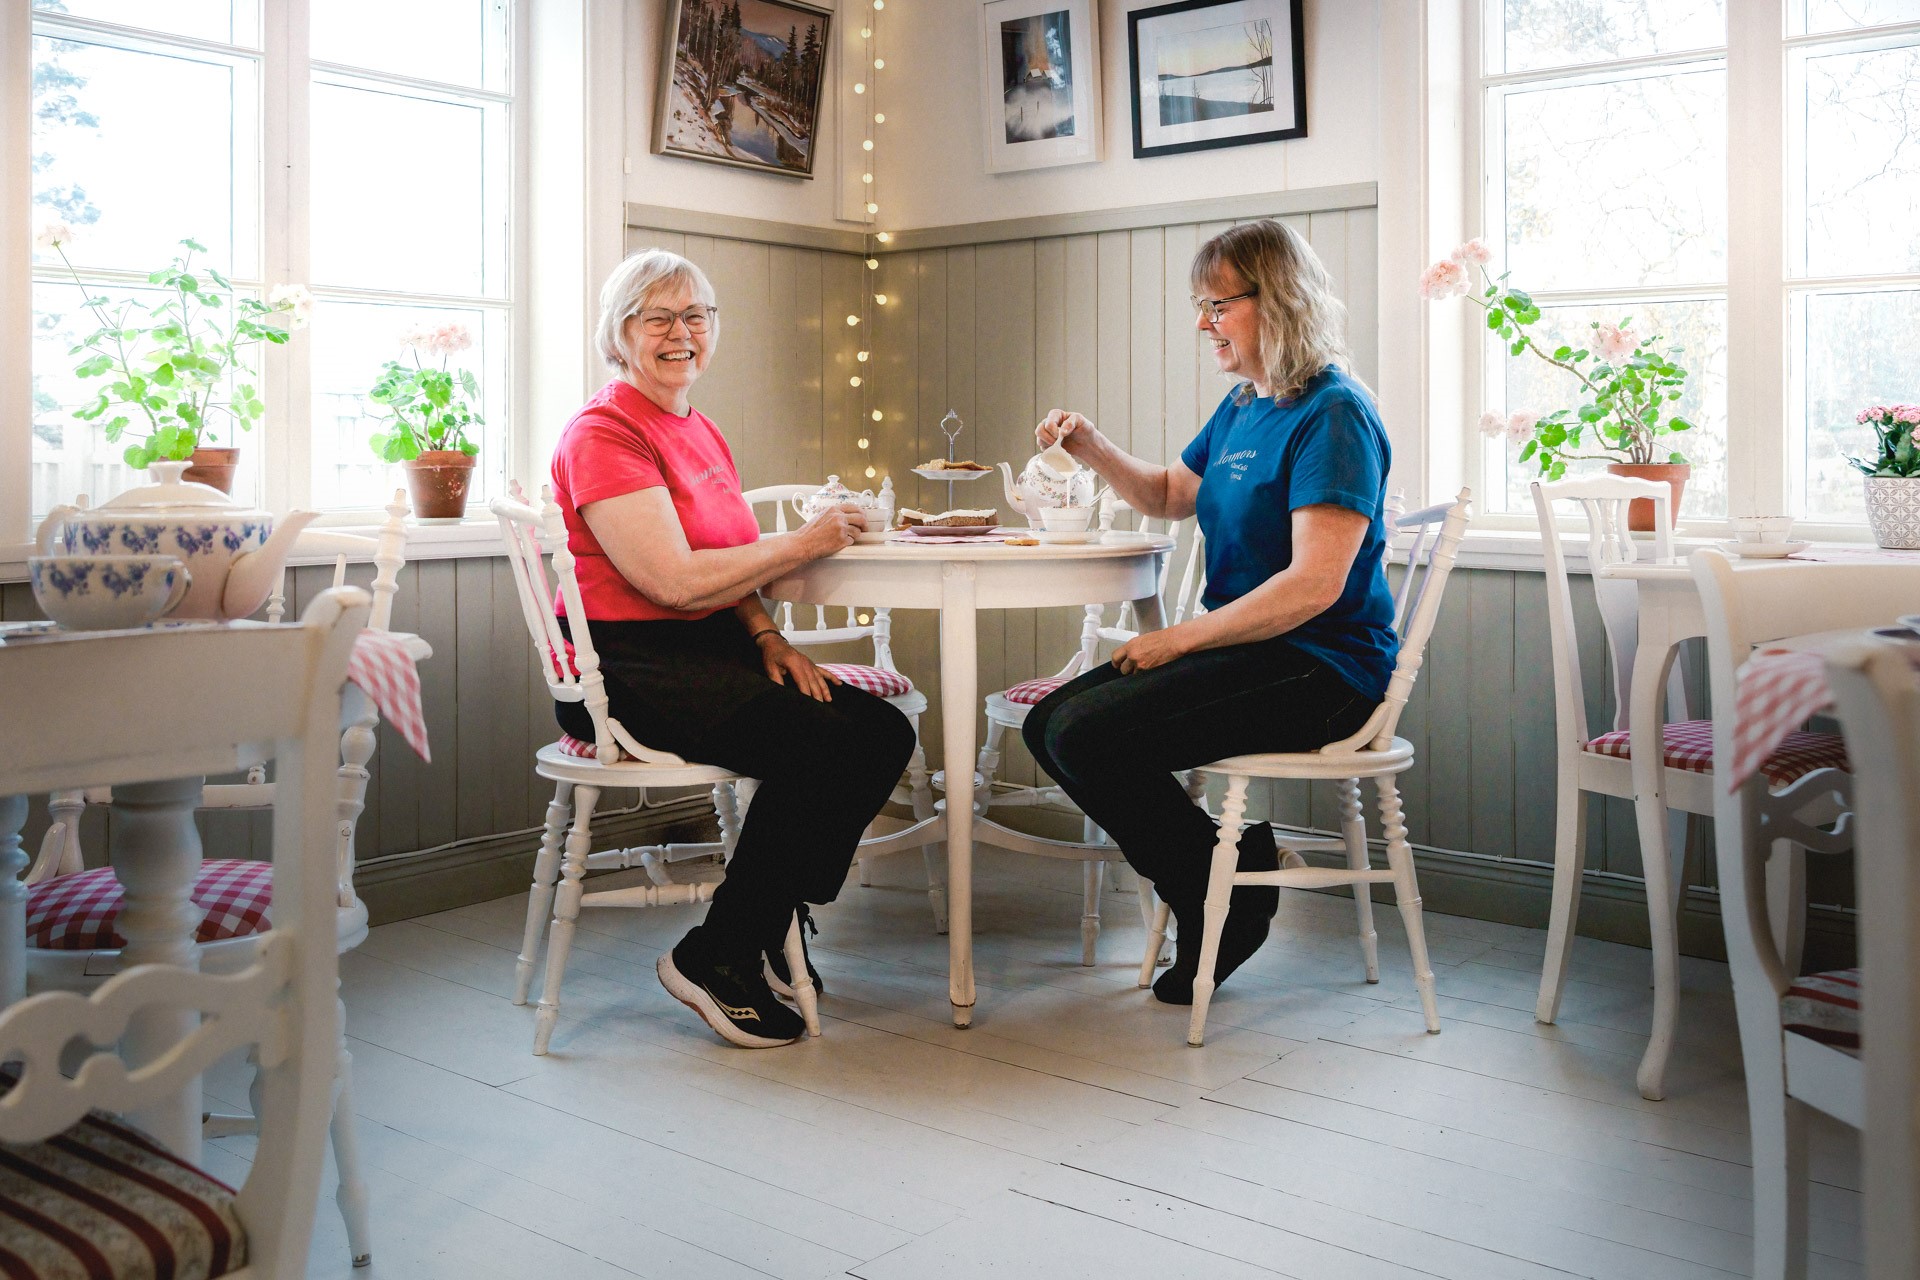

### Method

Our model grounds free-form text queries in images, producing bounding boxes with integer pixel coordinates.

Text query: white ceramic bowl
[1729,514,1797,544]
[1039,505,1095,532]
[29,555,191,631]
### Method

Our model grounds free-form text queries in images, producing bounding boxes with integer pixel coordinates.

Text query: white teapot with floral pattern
[790,475,894,531]
[1000,445,1097,528]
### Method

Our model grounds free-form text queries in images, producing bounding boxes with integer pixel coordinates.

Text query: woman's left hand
[1111,627,1192,675]
[760,634,841,701]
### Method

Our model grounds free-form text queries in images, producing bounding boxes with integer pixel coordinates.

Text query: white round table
[766,531,1174,1026]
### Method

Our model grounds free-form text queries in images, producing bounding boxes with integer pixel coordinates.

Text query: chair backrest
[741,481,900,667]
[265,488,411,631]
[1322,487,1475,753]
[1532,475,1673,746]
[491,482,689,767]
[0,587,367,1275]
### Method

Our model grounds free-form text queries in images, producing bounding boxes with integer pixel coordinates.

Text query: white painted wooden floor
[199,849,1862,1279]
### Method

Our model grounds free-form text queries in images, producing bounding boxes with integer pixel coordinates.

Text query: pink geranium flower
[1592,323,1638,364]
[1478,411,1507,438]
[1506,410,1540,442]
[1451,238,1493,267]
[1418,259,1470,301]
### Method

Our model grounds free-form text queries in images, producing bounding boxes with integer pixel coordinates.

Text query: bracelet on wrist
[749,627,782,645]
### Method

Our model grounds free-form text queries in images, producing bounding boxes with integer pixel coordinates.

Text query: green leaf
[1486,311,1503,331]
[459,440,480,457]
[74,353,114,378]
[1518,439,1537,463]
[1510,338,1526,356]
[1669,416,1695,431]
[1668,451,1687,464]
[124,443,158,470]
[1553,345,1572,360]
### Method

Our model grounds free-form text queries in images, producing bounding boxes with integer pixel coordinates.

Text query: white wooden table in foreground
[767,531,1173,1027]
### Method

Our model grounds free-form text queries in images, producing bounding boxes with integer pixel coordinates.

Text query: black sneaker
[766,906,824,1001]
[657,928,805,1048]
[1151,829,1283,1006]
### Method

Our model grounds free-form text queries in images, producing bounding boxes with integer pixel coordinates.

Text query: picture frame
[1127,0,1306,160]
[978,0,1101,174]
[653,0,833,179]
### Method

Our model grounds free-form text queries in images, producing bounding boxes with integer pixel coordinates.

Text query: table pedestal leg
[940,563,978,1028]
[111,777,206,1157]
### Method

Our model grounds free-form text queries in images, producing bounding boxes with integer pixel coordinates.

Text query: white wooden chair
[494,483,819,1056]
[741,482,944,929]
[1169,489,1473,1047]
[1691,549,1920,1276]
[0,587,367,1278]
[21,493,412,1269]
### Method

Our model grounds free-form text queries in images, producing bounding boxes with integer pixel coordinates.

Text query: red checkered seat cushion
[1583,719,1848,788]
[26,860,273,952]
[556,733,617,761]
[816,663,913,698]
[1004,675,1070,706]
[1782,967,1861,1057]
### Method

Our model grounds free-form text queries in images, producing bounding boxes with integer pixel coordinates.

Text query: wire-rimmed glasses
[1189,291,1257,322]
[635,305,719,335]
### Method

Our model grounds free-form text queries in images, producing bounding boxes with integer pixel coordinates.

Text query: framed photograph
[978,0,1101,174]
[1128,0,1306,159]
[653,0,832,179]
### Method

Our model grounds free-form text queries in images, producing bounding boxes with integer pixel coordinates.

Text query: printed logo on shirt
[1216,448,1258,480]
[685,461,731,487]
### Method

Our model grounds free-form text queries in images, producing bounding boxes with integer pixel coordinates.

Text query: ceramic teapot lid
[806,474,877,506]
[93,461,258,517]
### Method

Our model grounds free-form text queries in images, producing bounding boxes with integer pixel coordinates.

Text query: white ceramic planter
[1864,476,1920,549]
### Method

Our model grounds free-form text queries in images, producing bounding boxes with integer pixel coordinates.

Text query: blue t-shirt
[1178,367,1398,701]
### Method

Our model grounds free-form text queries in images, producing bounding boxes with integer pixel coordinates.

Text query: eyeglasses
[635,305,718,335]
[1190,291,1257,322]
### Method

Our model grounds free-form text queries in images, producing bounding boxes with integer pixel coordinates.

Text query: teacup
[1729,515,1796,545]
[1039,505,1095,533]
[29,555,192,631]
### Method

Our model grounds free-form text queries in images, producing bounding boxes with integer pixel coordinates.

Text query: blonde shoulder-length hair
[594,248,716,371]
[1190,219,1359,404]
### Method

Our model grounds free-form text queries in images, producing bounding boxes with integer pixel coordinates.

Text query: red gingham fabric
[1004,675,1070,706]
[556,733,619,761]
[1731,650,1844,789]
[1584,718,1848,789]
[349,629,430,762]
[26,859,274,951]
[1782,967,1861,1057]
[817,663,913,698]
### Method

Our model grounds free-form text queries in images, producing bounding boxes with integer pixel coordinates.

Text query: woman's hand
[757,632,841,701]
[1036,410,1105,462]
[1110,626,1193,675]
[795,503,866,560]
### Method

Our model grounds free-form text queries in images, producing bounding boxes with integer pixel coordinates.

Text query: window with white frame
[1477,1,1920,529]
[24,0,513,528]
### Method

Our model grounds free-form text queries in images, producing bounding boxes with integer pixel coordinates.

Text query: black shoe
[1151,827,1283,1006]
[658,928,805,1048]
[765,906,824,1000]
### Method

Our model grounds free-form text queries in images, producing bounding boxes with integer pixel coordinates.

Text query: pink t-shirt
[549,380,761,622]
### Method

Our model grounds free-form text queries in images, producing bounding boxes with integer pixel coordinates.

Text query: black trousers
[555,613,916,962]
[1022,635,1373,916]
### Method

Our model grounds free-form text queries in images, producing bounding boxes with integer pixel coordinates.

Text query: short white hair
[594,248,715,369]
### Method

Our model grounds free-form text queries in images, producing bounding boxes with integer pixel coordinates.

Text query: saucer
[1716,540,1809,559]
[910,466,990,482]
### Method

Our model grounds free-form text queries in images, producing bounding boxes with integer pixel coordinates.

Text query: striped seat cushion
[0,1101,247,1279]
[1583,720,1848,788]
[817,664,913,698]
[1004,675,1070,706]
[25,861,273,952]
[1782,968,1861,1057]
[556,733,619,761]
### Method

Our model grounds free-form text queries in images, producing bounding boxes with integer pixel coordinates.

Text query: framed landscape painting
[978,0,1101,174]
[653,0,832,178]
[1128,0,1306,159]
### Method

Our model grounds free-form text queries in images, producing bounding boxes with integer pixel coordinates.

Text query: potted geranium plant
[1422,240,1698,529]
[1850,403,1920,549]
[367,322,484,520]
[37,224,310,493]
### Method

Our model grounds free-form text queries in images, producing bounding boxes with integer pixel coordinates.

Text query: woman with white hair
[1021,219,1396,1006]
[550,248,915,1048]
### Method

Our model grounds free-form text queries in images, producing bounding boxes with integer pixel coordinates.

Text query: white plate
[1898,613,1920,634]
[910,466,992,482]
[1031,529,1095,544]
[1716,540,1810,559]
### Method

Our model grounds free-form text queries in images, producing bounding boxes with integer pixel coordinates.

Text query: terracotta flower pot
[404,450,477,521]
[183,446,240,494]
[1605,461,1690,532]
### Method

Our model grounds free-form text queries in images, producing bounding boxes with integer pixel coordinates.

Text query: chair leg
[1534,776,1589,1024]
[330,991,373,1267]
[1337,778,1379,984]
[1140,896,1171,988]
[533,783,599,1056]
[909,723,948,934]
[515,782,572,1007]
[1081,856,1103,967]
[783,914,821,1038]
[1188,775,1250,1047]
[975,718,1007,809]
[1377,775,1440,1033]
[1767,839,1808,979]
[1747,1065,1812,1279]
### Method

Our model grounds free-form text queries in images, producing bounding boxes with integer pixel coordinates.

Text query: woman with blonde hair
[549,248,915,1048]
[1022,219,1396,1004]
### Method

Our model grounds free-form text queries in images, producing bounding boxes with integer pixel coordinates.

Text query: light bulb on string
[871,409,883,421]
[857,350,870,361]
[863,140,873,151]
[874,293,888,305]
[876,232,891,243]
[873,1,883,9]
[846,314,860,326]
[874,113,885,123]
[862,173,873,183]
[857,437,870,449]
[850,376,862,387]
[860,25,871,37]
[866,202,879,215]
[865,257,879,269]
[874,58,884,69]
[854,82,866,94]
[864,465,877,478]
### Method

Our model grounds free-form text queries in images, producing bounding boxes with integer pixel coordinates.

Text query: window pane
[1792,0,1920,36]
[29,35,259,278]
[1792,37,1920,278]
[1497,67,1726,291]
[1791,289,1920,522]
[1490,298,1728,518]
[32,0,259,46]
[311,0,507,91]
[310,80,506,297]
[309,300,505,512]
[1490,0,1723,75]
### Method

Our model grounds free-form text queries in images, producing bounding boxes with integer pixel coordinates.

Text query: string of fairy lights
[847,0,889,482]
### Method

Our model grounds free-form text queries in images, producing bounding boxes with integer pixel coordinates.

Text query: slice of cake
[896,507,997,528]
